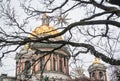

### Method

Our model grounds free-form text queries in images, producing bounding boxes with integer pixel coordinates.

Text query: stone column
[44,56,47,70]
[95,70,99,80]
[96,70,99,79]
[57,55,60,72]
[62,57,64,73]
[104,71,107,81]
[51,54,54,71]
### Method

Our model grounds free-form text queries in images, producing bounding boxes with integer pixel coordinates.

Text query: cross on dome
[41,13,50,25]
[93,57,100,64]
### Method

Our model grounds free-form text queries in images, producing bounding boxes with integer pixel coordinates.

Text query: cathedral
[15,14,70,81]
[0,14,108,81]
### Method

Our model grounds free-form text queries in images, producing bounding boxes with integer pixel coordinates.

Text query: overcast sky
[0,1,117,81]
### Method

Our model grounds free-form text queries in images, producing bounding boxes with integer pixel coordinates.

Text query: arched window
[40,57,44,71]
[99,72,104,81]
[92,72,95,77]
[24,61,31,78]
[91,72,95,79]
[25,61,31,70]
[53,57,56,71]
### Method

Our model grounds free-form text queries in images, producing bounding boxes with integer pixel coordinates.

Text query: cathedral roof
[88,58,106,72]
[30,24,62,40]
[29,13,62,40]
[24,14,62,50]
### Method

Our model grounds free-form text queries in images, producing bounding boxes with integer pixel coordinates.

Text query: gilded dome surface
[29,13,62,40]
[32,25,57,35]
[30,24,62,40]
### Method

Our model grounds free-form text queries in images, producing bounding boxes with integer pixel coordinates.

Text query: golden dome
[30,24,62,40]
[24,14,62,50]
[93,57,100,64]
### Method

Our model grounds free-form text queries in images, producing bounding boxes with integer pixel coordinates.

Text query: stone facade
[15,17,71,80]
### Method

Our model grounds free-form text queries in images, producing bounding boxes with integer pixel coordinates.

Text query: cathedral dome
[28,24,65,50]
[88,63,106,72]
[24,14,63,50]
[30,24,62,40]
[88,58,106,72]
[29,13,62,40]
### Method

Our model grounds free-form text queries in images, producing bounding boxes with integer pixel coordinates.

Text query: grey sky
[0,1,119,81]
